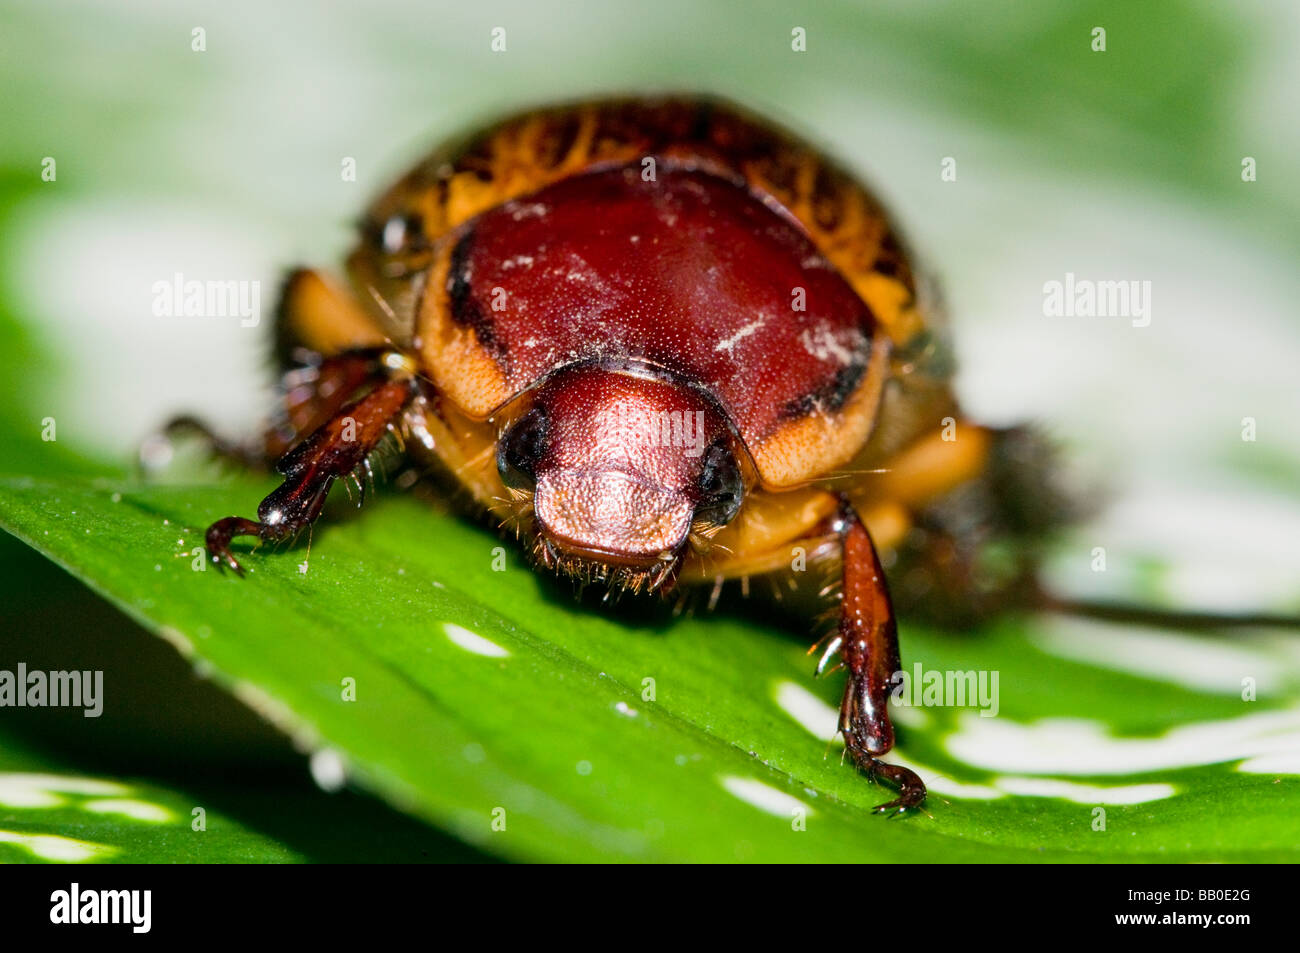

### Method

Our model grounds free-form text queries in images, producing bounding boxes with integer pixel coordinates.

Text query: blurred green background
[1,1,1298,862]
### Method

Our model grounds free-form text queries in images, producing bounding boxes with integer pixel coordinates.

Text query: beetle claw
[206,516,260,577]
[859,755,927,817]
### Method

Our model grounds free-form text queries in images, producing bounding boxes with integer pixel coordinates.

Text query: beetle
[168,97,1076,815]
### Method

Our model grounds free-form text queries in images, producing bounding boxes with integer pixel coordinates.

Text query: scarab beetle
[171,97,1073,814]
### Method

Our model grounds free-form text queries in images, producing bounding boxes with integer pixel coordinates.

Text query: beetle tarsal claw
[205,515,264,576]
[861,757,928,816]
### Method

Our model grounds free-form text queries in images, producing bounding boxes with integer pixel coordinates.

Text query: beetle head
[497,365,745,592]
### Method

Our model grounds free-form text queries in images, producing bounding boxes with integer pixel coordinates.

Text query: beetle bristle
[765,575,784,604]
[497,495,682,598]
[491,488,538,545]
[541,547,676,599]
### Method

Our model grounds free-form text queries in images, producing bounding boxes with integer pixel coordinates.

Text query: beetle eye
[694,442,744,527]
[498,407,549,491]
[379,212,423,255]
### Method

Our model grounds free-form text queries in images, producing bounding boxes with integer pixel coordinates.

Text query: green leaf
[0,723,491,864]
[0,536,498,864]
[2,474,1297,862]
[0,765,292,864]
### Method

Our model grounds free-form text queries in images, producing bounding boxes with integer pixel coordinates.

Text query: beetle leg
[205,378,414,574]
[263,348,391,460]
[143,349,390,473]
[143,414,266,470]
[831,497,927,816]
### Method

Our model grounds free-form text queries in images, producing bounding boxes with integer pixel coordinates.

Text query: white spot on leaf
[720,776,814,818]
[443,622,509,658]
